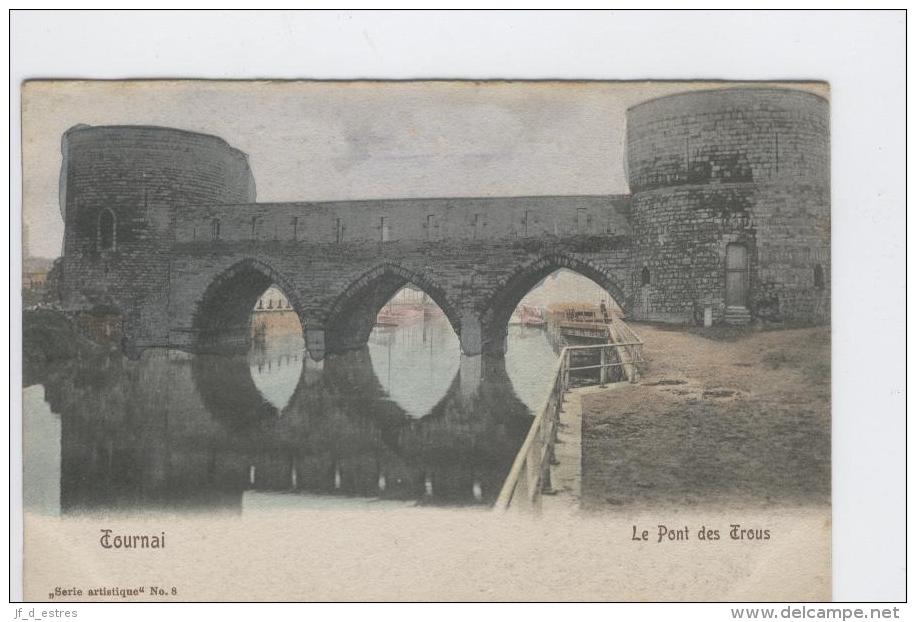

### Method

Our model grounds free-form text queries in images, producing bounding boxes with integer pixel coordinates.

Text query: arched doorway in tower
[502,268,624,411]
[367,284,460,419]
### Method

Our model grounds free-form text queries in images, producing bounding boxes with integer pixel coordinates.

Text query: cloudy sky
[21,80,825,258]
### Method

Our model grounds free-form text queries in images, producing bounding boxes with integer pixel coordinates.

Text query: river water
[23,315,560,516]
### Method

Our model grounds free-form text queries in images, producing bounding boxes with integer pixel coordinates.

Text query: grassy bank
[581,324,830,510]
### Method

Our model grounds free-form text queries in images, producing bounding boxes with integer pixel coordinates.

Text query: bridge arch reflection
[251,350,532,505]
[42,330,534,513]
[32,246,620,513]
[367,314,461,419]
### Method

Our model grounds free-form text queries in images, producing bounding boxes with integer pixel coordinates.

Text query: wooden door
[725,244,748,307]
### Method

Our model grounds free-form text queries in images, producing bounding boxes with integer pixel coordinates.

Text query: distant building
[23,224,49,291]
[254,286,292,312]
[22,254,53,303]
[389,286,431,306]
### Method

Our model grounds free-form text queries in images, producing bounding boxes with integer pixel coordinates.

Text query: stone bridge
[171,195,634,358]
[55,123,635,359]
[55,89,830,359]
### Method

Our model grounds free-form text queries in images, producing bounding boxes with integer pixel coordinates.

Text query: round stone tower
[58,125,256,349]
[626,87,830,325]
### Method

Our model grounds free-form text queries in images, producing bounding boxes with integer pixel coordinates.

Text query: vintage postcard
[21,80,831,601]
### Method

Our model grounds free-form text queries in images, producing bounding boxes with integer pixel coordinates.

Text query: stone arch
[191,258,304,353]
[323,263,462,355]
[479,252,629,354]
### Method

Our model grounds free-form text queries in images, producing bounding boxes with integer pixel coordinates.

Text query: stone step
[724,306,751,325]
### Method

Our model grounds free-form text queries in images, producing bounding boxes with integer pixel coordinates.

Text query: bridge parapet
[173,195,631,244]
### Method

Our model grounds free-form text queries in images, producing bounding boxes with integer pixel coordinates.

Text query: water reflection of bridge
[34,339,533,514]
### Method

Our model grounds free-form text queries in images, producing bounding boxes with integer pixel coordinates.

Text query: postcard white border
[8,9,907,605]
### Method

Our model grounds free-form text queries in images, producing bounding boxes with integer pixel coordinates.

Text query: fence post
[600,346,608,386]
[631,345,641,383]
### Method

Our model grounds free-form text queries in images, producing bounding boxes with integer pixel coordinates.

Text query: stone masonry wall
[58,125,257,349]
[626,88,830,324]
[630,184,757,323]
